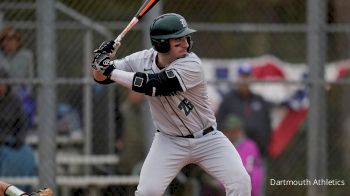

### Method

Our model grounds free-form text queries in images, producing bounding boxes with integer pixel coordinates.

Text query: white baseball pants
[135,130,251,196]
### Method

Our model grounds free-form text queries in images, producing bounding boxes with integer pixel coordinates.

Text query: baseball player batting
[92,13,251,196]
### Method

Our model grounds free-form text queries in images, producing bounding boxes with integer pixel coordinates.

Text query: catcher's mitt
[29,188,53,196]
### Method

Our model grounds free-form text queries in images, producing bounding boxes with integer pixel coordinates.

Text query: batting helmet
[150,13,196,53]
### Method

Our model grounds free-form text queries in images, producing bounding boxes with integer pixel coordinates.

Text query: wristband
[4,185,26,196]
[103,64,115,76]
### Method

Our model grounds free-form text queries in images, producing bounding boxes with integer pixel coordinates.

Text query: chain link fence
[0,0,349,195]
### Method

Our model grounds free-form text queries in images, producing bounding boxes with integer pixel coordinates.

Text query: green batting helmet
[150,13,196,53]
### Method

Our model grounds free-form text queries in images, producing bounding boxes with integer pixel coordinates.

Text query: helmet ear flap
[151,39,170,53]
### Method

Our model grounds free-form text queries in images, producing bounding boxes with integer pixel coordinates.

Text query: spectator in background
[102,90,147,195]
[216,63,271,196]
[216,63,272,157]
[0,26,34,79]
[117,90,147,175]
[0,26,36,128]
[57,102,82,136]
[199,115,265,196]
[0,68,37,192]
[222,114,264,196]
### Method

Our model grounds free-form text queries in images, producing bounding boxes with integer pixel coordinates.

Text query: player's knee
[225,169,251,196]
[241,171,252,195]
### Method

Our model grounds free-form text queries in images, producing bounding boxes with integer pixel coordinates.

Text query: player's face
[168,36,189,58]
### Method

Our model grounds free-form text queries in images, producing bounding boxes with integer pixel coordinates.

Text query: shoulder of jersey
[126,48,155,61]
[176,52,201,65]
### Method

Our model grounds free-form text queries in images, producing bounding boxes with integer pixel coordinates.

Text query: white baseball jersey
[110,48,251,196]
[112,48,217,137]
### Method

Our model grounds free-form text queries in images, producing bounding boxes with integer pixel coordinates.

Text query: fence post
[307,0,328,196]
[36,0,57,193]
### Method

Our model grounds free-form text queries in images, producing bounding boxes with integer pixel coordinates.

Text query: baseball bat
[114,0,160,45]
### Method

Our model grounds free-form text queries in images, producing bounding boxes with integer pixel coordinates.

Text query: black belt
[157,126,215,138]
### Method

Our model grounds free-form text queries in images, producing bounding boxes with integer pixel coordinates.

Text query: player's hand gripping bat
[92,0,160,76]
[110,0,160,56]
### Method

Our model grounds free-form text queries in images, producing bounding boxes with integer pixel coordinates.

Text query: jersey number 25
[178,98,194,116]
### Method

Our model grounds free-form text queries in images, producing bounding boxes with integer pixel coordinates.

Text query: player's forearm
[0,181,27,196]
[1,182,53,196]
[110,69,134,89]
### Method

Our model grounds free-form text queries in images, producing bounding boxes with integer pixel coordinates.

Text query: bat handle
[114,34,123,44]
[114,17,139,45]
[111,17,139,56]
[110,35,123,58]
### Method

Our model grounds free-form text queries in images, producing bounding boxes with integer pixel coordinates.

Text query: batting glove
[94,40,114,54]
[94,40,121,57]
[92,51,115,76]
[92,40,121,76]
